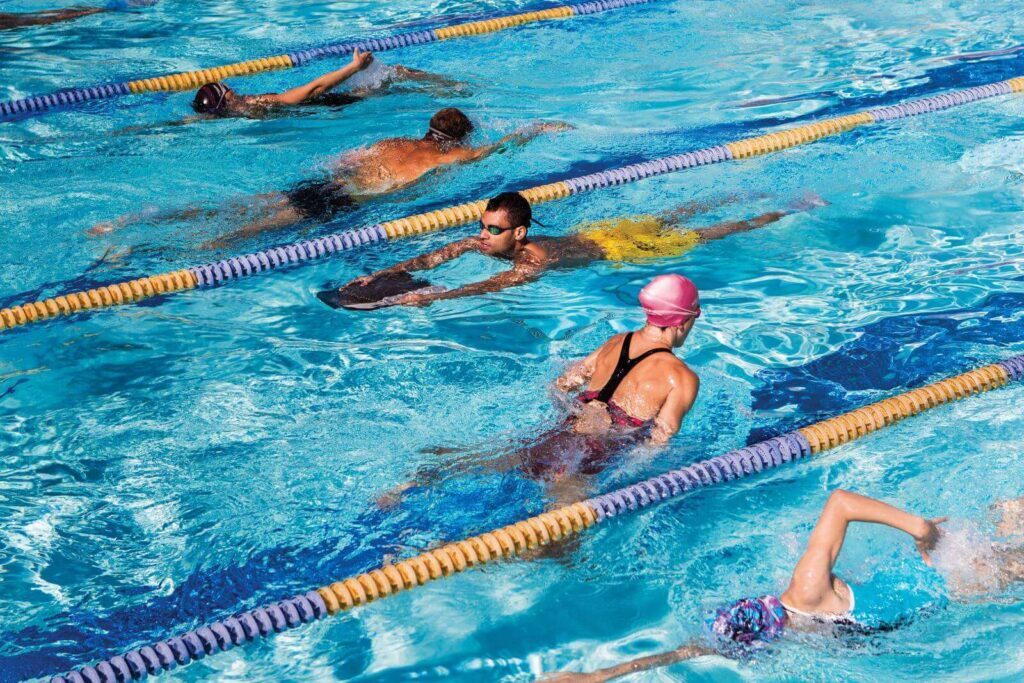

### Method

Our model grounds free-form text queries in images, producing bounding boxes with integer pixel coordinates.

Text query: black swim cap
[192,82,230,114]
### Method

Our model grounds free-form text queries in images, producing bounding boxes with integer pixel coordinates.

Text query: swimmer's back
[585,332,695,422]
[342,138,479,194]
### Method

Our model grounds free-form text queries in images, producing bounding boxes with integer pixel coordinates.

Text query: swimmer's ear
[514,225,528,240]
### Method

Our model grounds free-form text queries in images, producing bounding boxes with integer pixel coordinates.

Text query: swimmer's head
[708,595,787,645]
[639,274,700,345]
[426,107,473,146]
[479,191,531,255]
[192,82,233,115]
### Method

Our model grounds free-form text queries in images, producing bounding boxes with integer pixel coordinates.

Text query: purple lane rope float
[48,353,1024,682]
[0,0,653,121]
[2,74,1023,333]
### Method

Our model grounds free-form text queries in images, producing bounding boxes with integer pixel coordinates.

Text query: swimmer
[378,274,701,508]
[0,1,153,30]
[336,191,823,307]
[544,489,947,682]
[189,48,463,119]
[89,109,565,246]
[546,492,1024,681]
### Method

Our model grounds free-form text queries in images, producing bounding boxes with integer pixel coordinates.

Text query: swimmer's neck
[637,324,680,349]
[491,238,536,261]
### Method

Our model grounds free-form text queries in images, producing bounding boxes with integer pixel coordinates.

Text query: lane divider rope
[49,353,1024,682]
[0,0,653,121]
[4,75,1023,332]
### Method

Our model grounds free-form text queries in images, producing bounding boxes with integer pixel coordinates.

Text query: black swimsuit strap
[595,332,672,404]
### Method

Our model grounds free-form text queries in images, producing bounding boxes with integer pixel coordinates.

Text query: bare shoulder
[663,356,699,388]
[597,332,628,356]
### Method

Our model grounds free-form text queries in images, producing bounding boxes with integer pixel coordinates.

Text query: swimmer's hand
[914,516,947,565]
[350,274,378,287]
[392,291,433,307]
[533,121,574,134]
[351,47,374,71]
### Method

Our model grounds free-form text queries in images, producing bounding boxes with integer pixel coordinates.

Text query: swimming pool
[2,0,1024,680]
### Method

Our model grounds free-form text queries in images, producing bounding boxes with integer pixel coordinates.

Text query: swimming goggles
[481,222,518,235]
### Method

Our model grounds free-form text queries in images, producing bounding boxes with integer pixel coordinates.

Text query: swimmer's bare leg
[696,210,791,242]
[88,205,221,236]
[202,203,305,249]
[376,451,520,509]
[661,194,744,223]
[0,7,106,30]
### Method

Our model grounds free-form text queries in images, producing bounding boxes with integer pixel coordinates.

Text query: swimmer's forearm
[831,490,928,537]
[275,64,361,104]
[545,645,712,683]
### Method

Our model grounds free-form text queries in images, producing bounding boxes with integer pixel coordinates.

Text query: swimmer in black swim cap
[187,48,462,119]
[192,82,232,115]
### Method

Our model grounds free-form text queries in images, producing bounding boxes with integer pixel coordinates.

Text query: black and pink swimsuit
[577,332,671,428]
[518,333,671,480]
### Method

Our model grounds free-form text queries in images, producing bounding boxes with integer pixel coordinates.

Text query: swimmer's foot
[85,246,133,272]
[789,192,829,212]
[87,222,118,237]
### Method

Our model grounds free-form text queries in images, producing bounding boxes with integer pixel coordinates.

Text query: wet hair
[427,107,473,143]
[192,82,231,115]
[485,192,532,229]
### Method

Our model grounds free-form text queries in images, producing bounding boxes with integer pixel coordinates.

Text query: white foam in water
[930,520,1002,598]
[344,60,396,91]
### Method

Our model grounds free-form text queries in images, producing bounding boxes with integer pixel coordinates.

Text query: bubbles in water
[930,520,1001,599]
[345,60,396,91]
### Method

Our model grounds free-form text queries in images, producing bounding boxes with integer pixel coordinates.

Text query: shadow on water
[0,473,542,682]
[748,289,1024,444]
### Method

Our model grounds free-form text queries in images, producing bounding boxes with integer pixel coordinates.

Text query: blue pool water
[2,0,1024,680]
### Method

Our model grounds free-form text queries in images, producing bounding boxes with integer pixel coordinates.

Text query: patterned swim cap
[708,595,787,644]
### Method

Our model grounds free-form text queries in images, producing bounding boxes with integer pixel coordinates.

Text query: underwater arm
[270,48,373,105]
[554,344,605,393]
[454,122,574,162]
[542,644,713,683]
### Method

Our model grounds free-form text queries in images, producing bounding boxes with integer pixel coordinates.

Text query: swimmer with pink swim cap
[378,272,704,509]
[554,273,702,445]
[639,273,702,330]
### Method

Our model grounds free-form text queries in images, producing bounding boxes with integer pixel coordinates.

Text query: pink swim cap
[639,274,701,327]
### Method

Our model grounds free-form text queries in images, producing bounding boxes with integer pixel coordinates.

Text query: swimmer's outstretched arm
[391,64,465,87]
[391,262,541,306]
[541,644,714,683]
[782,491,945,613]
[448,122,573,163]
[267,48,374,105]
[346,237,477,287]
